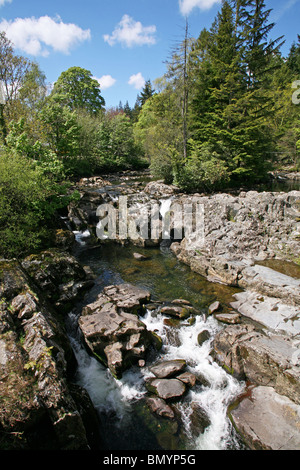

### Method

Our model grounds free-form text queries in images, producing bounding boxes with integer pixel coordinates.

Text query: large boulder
[230,386,300,450]
[213,324,300,404]
[79,284,152,378]
[0,259,100,450]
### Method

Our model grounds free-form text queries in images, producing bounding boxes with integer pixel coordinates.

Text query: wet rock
[146,396,175,419]
[160,305,192,319]
[230,386,300,450]
[146,378,186,401]
[189,403,211,436]
[133,252,150,261]
[177,372,197,387]
[172,299,192,306]
[149,359,187,379]
[197,330,211,345]
[214,325,300,404]
[79,284,152,378]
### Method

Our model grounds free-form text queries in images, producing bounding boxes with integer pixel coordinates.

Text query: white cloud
[103,14,156,48]
[94,75,117,90]
[128,73,145,90]
[179,0,221,16]
[0,0,12,6]
[0,15,91,56]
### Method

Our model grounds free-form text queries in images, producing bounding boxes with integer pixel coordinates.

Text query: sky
[0,0,300,108]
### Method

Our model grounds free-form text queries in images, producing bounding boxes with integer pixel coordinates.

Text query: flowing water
[67,239,246,451]
[65,172,300,451]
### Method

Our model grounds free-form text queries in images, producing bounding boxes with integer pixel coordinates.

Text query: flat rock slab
[231,291,300,336]
[230,386,300,450]
[103,283,151,313]
[149,359,187,379]
[147,378,186,400]
[239,265,300,305]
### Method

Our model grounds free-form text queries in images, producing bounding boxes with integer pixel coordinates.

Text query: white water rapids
[68,305,245,450]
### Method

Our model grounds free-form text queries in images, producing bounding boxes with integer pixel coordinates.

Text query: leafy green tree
[0,148,72,258]
[40,99,81,158]
[50,66,105,115]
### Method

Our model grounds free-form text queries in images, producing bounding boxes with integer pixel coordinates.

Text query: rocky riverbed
[0,171,299,450]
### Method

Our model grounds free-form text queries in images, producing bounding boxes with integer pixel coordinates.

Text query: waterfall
[68,305,244,450]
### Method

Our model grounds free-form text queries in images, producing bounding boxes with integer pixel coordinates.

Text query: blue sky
[0,0,299,108]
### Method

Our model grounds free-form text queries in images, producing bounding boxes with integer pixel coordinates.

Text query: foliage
[50,66,105,115]
[0,149,72,258]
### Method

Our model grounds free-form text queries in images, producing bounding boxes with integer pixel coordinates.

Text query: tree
[132,80,156,121]
[0,32,31,141]
[50,66,105,115]
[40,99,81,158]
[287,35,300,75]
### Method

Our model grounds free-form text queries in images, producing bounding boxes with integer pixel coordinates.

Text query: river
[65,172,299,451]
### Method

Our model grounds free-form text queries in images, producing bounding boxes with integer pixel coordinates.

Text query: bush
[0,150,72,258]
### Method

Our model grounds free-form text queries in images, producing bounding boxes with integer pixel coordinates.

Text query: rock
[231,291,300,336]
[149,359,187,379]
[214,313,241,324]
[213,325,300,404]
[54,229,75,250]
[0,259,96,450]
[146,396,175,419]
[160,305,192,319]
[144,181,180,198]
[208,301,220,315]
[177,372,197,387]
[189,403,211,436]
[102,283,151,314]
[238,265,300,306]
[197,330,211,345]
[133,252,149,261]
[172,299,192,306]
[172,191,300,287]
[79,284,152,378]
[230,386,300,450]
[146,378,186,401]
[21,249,94,314]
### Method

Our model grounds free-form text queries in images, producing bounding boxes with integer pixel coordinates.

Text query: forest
[0,0,300,259]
